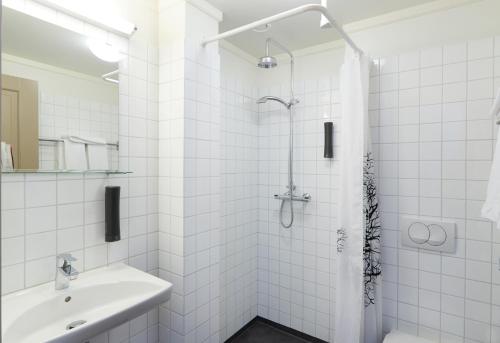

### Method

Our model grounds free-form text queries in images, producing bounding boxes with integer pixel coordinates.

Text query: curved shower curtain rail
[201,4,363,55]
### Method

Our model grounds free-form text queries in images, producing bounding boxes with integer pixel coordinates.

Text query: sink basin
[2,263,172,343]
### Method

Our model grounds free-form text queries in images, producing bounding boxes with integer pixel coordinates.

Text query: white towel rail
[39,137,119,149]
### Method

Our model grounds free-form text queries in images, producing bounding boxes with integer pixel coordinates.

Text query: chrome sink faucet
[55,253,79,290]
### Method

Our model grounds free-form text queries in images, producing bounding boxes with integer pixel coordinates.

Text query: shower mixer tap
[273,192,311,202]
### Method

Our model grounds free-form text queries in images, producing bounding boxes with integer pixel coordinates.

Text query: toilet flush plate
[400,216,456,253]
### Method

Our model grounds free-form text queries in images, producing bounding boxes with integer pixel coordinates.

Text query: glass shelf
[1,169,132,175]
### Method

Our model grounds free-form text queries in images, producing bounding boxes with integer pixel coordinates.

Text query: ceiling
[2,7,116,78]
[206,0,439,56]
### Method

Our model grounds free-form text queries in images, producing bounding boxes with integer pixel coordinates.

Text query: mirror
[1,7,120,172]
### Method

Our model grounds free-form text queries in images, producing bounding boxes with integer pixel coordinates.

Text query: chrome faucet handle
[55,253,79,290]
[56,253,79,279]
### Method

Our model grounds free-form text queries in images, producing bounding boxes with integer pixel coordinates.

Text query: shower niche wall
[219,45,340,341]
[256,74,339,341]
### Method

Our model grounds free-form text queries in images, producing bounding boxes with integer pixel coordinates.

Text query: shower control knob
[303,193,311,200]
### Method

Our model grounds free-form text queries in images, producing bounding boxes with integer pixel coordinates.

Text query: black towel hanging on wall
[105,186,121,242]
[324,122,333,158]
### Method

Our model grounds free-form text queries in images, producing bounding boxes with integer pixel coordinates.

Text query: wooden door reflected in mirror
[1,74,38,170]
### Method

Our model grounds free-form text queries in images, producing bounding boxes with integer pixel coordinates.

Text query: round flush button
[408,222,429,244]
[427,224,447,246]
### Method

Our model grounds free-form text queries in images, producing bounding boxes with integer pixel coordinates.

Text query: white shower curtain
[335,50,382,343]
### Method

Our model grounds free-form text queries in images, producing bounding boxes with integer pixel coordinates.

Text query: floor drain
[66,320,86,330]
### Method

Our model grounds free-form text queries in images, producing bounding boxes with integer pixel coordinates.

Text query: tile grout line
[439,46,444,340]
[464,39,469,342]
[416,51,422,338]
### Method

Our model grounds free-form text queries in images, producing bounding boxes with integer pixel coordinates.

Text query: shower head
[258,38,293,69]
[257,38,283,69]
[257,55,277,69]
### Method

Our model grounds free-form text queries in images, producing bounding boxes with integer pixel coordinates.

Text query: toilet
[383,330,436,343]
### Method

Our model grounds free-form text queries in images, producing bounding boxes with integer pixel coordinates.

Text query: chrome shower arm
[256,96,292,109]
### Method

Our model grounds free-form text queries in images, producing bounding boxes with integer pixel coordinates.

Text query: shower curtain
[335,50,382,343]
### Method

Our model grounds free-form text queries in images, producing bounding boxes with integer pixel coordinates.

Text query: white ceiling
[206,0,438,56]
[2,7,116,78]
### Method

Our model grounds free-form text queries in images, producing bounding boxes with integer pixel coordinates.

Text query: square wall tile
[25,231,56,260]
[468,38,494,60]
[444,43,467,64]
[2,264,24,295]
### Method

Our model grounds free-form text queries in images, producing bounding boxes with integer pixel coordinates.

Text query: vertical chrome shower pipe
[264,38,296,228]
[281,56,295,228]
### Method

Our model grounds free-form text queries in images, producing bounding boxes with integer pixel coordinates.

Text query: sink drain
[66,320,86,330]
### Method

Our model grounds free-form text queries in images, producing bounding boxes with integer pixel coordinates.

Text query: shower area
[217,5,374,342]
[220,45,341,341]
[215,25,500,343]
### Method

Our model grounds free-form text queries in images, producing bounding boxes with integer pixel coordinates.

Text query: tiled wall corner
[157,1,222,342]
[219,53,260,340]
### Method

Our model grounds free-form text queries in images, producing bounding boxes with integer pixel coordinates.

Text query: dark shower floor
[226,318,326,343]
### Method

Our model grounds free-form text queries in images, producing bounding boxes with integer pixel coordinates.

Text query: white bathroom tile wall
[219,51,260,340]
[1,0,160,342]
[256,74,338,341]
[39,94,118,142]
[372,37,500,342]
[38,93,119,170]
[157,1,222,342]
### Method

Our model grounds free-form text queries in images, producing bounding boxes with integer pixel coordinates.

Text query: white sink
[2,263,172,343]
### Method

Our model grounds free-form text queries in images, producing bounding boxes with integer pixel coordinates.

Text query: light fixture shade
[87,39,125,63]
[29,0,137,37]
